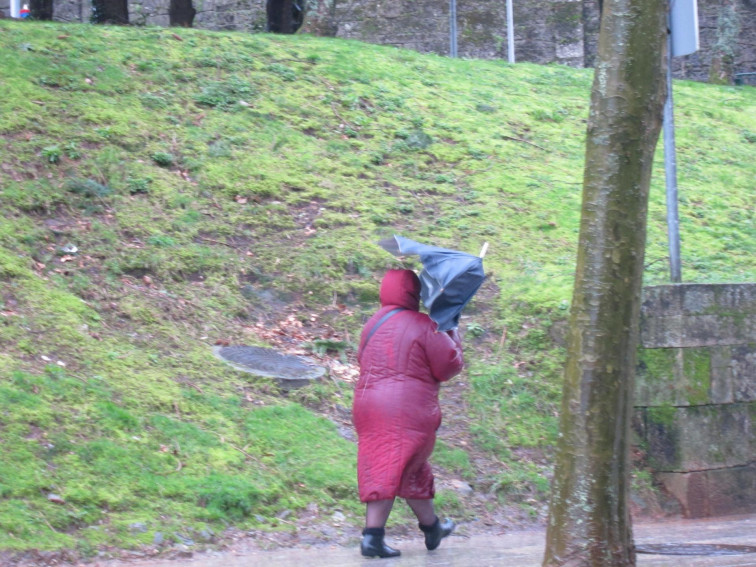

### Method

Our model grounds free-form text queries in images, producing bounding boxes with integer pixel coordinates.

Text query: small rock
[197,528,214,542]
[175,533,194,546]
[153,532,164,545]
[175,544,193,558]
[129,522,148,533]
[450,479,474,497]
[337,425,356,442]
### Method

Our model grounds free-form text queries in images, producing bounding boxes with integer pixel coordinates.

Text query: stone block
[641,313,756,349]
[642,284,756,317]
[635,343,756,406]
[636,403,756,471]
[641,284,756,349]
[731,345,756,402]
[635,347,711,406]
[657,464,756,518]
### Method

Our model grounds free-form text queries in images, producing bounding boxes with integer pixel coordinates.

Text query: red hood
[379,269,421,311]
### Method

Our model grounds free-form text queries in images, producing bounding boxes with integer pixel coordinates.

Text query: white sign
[670,0,700,56]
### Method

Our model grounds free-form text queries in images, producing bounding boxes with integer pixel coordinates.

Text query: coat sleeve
[425,328,464,382]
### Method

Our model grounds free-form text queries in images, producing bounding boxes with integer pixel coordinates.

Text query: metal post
[506,0,515,63]
[663,27,682,283]
[449,0,458,57]
[10,0,20,18]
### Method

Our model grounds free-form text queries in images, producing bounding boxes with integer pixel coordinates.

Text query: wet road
[101,514,756,567]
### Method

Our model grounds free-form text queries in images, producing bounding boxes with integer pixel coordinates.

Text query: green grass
[0,19,755,557]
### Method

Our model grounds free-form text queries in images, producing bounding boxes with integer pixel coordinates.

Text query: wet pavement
[101,514,756,567]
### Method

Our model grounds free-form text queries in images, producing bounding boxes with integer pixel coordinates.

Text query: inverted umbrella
[378,235,487,332]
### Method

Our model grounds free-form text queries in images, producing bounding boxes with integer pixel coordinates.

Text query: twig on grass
[196,236,241,250]
[499,135,547,151]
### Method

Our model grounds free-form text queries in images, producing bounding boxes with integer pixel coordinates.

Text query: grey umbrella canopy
[378,235,486,332]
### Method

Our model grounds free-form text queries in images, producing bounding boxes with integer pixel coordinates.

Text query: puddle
[637,543,756,556]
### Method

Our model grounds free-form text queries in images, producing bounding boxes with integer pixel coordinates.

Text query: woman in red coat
[353,269,464,558]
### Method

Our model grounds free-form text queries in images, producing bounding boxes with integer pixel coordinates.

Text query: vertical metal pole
[506,0,515,63]
[663,26,682,283]
[10,0,20,18]
[449,0,458,57]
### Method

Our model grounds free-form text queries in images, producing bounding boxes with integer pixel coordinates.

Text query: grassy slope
[0,19,754,556]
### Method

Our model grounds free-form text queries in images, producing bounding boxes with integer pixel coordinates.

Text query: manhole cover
[636,543,756,556]
[213,345,325,389]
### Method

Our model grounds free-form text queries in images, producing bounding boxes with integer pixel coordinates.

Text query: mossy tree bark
[542,0,667,564]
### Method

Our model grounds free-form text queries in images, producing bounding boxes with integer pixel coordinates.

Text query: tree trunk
[542,0,667,564]
[169,0,196,27]
[91,0,129,23]
[708,0,740,84]
[267,0,302,33]
[30,0,53,19]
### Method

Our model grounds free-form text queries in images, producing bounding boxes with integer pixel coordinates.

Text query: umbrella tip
[479,242,489,258]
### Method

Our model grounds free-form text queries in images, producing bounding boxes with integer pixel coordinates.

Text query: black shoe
[419,517,455,550]
[361,528,401,558]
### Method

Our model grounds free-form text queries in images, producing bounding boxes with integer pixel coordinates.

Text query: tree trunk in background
[169,0,196,27]
[709,0,741,83]
[267,0,295,33]
[30,0,53,19]
[91,0,129,23]
[542,0,667,564]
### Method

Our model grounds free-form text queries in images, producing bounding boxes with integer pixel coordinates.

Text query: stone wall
[322,0,756,82]
[635,284,756,518]
[4,0,753,83]
[326,0,596,67]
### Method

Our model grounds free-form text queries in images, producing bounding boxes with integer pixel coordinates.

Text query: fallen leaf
[47,493,65,505]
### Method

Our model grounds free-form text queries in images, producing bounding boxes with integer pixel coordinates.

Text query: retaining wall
[635,283,756,518]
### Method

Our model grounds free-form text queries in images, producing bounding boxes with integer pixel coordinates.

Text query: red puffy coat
[353,269,464,502]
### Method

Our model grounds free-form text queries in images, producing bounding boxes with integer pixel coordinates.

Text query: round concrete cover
[213,345,325,387]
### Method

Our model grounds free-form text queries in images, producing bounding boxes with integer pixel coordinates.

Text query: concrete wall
[635,284,756,518]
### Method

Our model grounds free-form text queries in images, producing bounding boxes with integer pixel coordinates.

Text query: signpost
[449,0,458,57]
[507,0,515,63]
[664,0,699,283]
